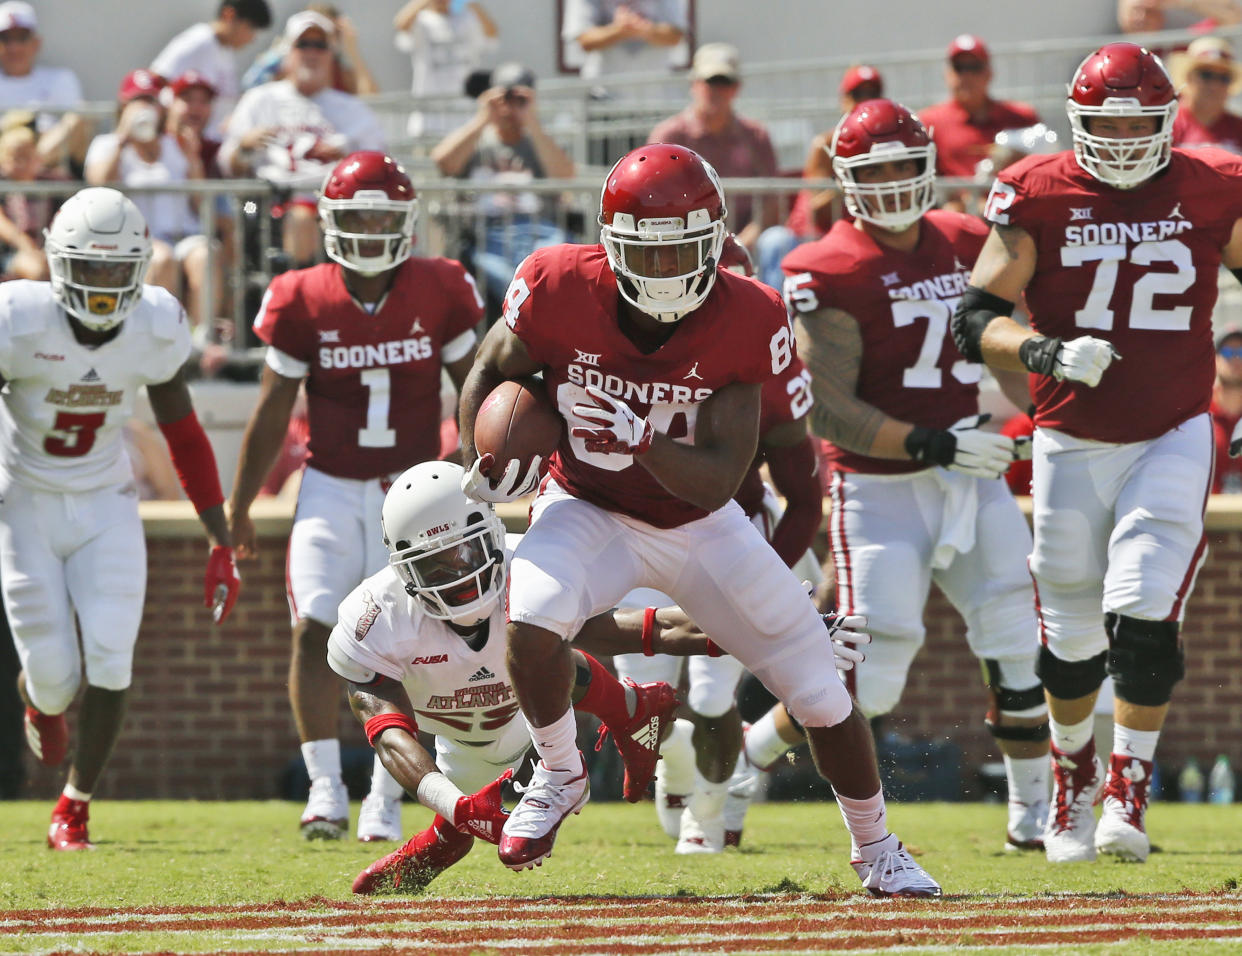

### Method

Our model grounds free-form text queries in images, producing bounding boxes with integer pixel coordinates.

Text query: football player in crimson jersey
[953,42,1242,864]
[457,143,941,897]
[0,187,240,850]
[227,151,486,843]
[612,232,827,853]
[774,99,1050,855]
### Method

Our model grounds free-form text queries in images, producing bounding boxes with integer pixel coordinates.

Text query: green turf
[3,799,1242,908]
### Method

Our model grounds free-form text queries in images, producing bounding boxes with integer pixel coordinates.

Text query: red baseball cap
[118,69,166,103]
[170,70,217,99]
[947,33,990,66]
[839,64,884,96]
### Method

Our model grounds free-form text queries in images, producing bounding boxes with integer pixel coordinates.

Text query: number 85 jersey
[984,148,1242,443]
[504,244,793,529]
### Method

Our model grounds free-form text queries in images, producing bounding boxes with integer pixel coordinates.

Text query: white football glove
[460,453,542,503]
[569,385,655,456]
[945,414,1017,480]
[1231,418,1242,458]
[822,611,871,671]
[1053,336,1120,388]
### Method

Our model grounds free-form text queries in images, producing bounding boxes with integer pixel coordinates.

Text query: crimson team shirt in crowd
[918,98,1041,177]
[505,244,792,529]
[985,148,1242,443]
[783,210,988,474]
[253,258,483,480]
[1173,107,1242,154]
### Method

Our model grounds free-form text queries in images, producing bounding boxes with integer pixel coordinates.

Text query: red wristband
[641,606,657,656]
[158,411,225,514]
[705,638,723,658]
[364,712,418,748]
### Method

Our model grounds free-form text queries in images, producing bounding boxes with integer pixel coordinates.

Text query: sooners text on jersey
[505,245,793,528]
[253,259,482,479]
[986,149,1242,442]
[783,209,988,473]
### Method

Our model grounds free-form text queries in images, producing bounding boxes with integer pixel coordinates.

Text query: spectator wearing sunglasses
[918,35,1041,178]
[1172,36,1242,153]
[1212,326,1242,492]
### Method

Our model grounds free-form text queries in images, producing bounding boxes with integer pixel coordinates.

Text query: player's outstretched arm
[147,369,240,624]
[226,365,302,560]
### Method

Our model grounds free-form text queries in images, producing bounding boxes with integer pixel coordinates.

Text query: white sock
[1049,715,1094,755]
[1112,724,1160,764]
[835,788,888,858]
[63,784,92,802]
[687,769,728,822]
[657,718,696,795]
[526,708,580,771]
[744,710,792,769]
[370,756,406,800]
[301,738,342,783]
[1004,754,1050,808]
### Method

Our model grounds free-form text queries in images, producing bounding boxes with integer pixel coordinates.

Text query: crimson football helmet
[830,99,936,232]
[319,151,418,275]
[1066,42,1175,190]
[717,233,754,277]
[599,143,728,322]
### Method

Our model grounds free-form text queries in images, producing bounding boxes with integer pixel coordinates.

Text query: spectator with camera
[431,61,574,309]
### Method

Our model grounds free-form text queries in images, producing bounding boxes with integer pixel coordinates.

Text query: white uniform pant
[435,716,532,794]
[288,466,393,627]
[827,467,1037,718]
[507,480,852,729]
[1029,416,1212,661]
[0,481,145,714]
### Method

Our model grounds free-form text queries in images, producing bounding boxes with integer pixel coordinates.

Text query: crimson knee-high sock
[574,653,632,728]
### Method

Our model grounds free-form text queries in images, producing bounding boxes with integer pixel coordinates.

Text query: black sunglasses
[1193,68,1233,85]
[294,38,329,51]
[951,59,987,74]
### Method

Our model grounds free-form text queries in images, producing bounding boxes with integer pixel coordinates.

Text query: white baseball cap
[284,10,335,43]
[0,1,37,33]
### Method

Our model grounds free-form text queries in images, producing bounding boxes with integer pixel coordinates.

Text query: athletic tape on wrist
[641,607,657,656]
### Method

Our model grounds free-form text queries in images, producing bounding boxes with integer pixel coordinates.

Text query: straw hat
[1169,35,1242,96]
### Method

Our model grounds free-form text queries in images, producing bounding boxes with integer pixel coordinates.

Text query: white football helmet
[44,187,152,331]
[381,461,506,627]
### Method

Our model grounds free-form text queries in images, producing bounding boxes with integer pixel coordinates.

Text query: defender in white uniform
[0,187,239,850]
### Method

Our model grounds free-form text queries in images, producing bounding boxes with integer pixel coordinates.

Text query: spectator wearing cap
[1118,0,1240,36]
[393,0,499,139]
[1213,325,1242,492]
[754,63,885,289]
[84,69,213,330]
[918,34,1041,178]
[151,0,272,137]
[0,1,89,174]
[648,43,779,252]
[562,0,686,83]
[242,3,378,97]
[1172,35,1242,153]
[432,61,575,308]
[166,72,223,177]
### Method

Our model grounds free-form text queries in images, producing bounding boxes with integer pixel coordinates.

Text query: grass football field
[2,799,1241,954]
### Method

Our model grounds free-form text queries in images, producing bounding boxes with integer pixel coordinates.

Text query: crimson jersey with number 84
[985,149,1242,443]
[502,245,794,529]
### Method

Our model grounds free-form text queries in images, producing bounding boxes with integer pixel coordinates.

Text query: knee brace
[1036,645,1107,701]
[1105,613,1184,707]
[981,660,1049,742]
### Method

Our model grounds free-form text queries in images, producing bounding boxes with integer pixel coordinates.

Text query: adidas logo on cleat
[469,666,496,683]
[630,717,660,751]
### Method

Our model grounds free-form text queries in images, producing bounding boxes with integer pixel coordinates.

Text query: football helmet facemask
[599,143,728,323]
[831,98,936,232]
[44,187,152,331]
[319,151,419,276]
[381,461,506,627]
[1066,42,1176,190]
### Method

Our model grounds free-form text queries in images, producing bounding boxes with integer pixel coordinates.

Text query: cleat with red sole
[25,707,68,767]
[498,754,589,870]
[47,798,94,851]
[596,679,678,803]
[352,818,473,894]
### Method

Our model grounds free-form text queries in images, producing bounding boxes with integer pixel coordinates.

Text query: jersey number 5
[44,411,105,457]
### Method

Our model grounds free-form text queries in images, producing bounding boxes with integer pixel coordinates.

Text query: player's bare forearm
[459,322,541,461]
[763,429,823,566]
[965,223,1039,372]
[196,503,232,550]
[347,682,437,796]
[228,366,301,516]
[638,382,759,510]
[575,605,710,657]
[795,310,915,459]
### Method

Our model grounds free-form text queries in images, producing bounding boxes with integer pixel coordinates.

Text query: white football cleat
[1044,743,1104,863]
[301,777,350,840]
[1094,754,1152,863]
[1004,797,1049,853]
[653,718,695,840]
[357,791,403,843]
[498,754,590,870]
[851,834,942,898]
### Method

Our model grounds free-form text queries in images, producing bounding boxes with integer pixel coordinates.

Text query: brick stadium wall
[19,499,1242,800]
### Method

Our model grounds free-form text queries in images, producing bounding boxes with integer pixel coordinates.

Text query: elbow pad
[951,286,1015,363]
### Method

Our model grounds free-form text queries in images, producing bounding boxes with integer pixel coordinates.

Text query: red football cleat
[25,706,68,767]
[597,679,678,803]
[47,797,94,851]
[352,818,473,895]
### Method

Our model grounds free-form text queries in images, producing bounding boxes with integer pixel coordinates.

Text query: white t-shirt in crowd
[83,133,200,244]
[0,65,83,132]
[150,22,240,135]
[396,8,497,137]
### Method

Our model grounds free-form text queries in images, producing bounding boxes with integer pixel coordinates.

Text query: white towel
[929,469,979,571]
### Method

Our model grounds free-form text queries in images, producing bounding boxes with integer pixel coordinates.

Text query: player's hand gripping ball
[464,378,562,503]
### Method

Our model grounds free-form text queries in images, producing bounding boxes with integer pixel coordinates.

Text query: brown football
[472,377,563,483]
